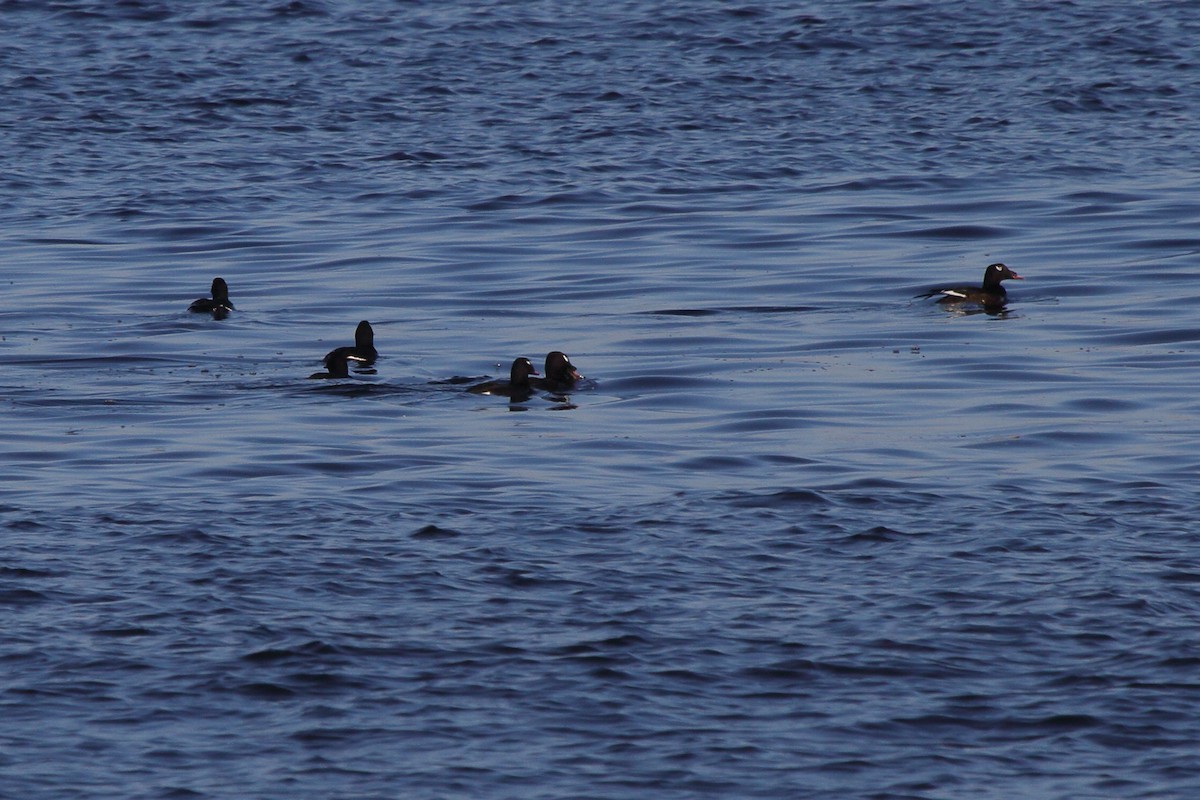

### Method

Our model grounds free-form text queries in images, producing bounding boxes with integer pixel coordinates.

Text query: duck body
[467,357,539,400]
[530,351,583,393]
[323,320,377,369]
[189,277,235,317]
[309,352,366,379]
[917,263,1023,307]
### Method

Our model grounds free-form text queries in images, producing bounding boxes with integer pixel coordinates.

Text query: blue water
[3,2,1200,798]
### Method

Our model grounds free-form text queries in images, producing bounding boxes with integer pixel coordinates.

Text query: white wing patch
[941,289,967,298]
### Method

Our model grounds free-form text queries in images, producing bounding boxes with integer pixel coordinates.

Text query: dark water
[4,2,1200,798]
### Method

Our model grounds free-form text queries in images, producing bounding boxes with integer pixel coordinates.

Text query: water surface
[3,2,1200,798]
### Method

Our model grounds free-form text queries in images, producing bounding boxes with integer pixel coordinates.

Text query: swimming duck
[189,277,234,318]
[323,320,377,368]
[917,263,1023,307]
[467,357,539,400]
[530,351,583,392]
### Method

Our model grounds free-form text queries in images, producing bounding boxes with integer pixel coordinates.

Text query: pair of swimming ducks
[189,263,1021,393]
[188,278,585,397]
[315,325,580,399]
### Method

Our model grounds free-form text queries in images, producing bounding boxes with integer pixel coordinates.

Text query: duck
[309,352,366,379]
[530,351,583,393]
[917,263,1023,307]
[188,277,234,318]
[323,320,377,369]
[467,357,539,400]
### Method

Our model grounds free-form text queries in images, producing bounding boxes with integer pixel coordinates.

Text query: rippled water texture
[3,2,1200,798]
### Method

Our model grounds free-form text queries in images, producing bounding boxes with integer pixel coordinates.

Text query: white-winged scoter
[530,351,583,393]
[188,277,235,318]
[323,320,378,369]
[467,357,539,401]
[917,263,1023,307]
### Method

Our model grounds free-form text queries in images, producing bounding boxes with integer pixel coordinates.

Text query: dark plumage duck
[467,358,539,400]
[530,351,583,393]
[917,263,1023,307]
[309,352,366,379]
[188,278,234,318]
[323,320,377,369]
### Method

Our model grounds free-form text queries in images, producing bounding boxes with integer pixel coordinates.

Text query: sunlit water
[3,2,1200,798]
